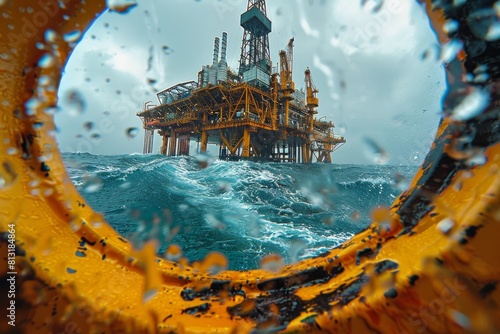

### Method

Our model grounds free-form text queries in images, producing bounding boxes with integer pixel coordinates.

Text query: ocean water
[63,153,416,270]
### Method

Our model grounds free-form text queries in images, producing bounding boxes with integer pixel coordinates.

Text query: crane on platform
[279,38,295,126]
[305,67,319,132]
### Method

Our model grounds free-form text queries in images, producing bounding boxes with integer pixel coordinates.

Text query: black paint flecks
[384,288,398,299]
[40,162,50,172]
[181,303,211,315]
[408,275,419,286]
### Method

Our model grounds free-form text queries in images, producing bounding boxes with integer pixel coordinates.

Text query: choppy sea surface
[63,153,416,270]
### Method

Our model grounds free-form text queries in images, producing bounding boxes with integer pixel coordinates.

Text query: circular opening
[54,0,444,270]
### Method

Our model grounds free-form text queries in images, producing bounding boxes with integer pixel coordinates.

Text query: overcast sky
[56,0,446,165]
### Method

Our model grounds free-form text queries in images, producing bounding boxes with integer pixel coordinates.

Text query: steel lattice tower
[238,0,272,89]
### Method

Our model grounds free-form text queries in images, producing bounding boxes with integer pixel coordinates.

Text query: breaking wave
[63,153,416,270]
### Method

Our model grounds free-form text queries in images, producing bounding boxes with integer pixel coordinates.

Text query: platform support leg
[160,134,168,155]
[200,131,208,153]
[242,127,250,158]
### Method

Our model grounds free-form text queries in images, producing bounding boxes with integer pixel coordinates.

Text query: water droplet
[323,216,336,226]
[337,123,347,135]
[43,188,54,197]
[288,239,307,263]
[63,90,86,115]
[82,174,102,193]
[91,133,101,141]
[439,39,463,64]
[38,75,52,87]
[453,0,467,6]
[83,121,93,131]
[106,0,138,13]
[38,54,56,68]
[473,72,490,83]
[44,29,59,43]
[69,218,83,232]
[451,88,489,121]
[469,8,500,41]
[44,106,58,115]
[420,45,440,61]
[0,162,17,189]
[63,30,81,43]
[372,206,397,232]
[6,148,18,155]
[29,179,41,188]
[444,20,459,34]
[392,114,406,126]
[362,137,389,165]
[450,310,471,329]
[260,254,284,273]
[351,210,361,221]
[196,153,214,170]
[25,97,42,115]
[204,213,225,230]
[201,252,228,275]
[393,173,408,191]
[234,299,256,315]
[165,244,182,262]
[162,45,171,55]
[437,218,454,235]
[361,0,384,13]
[372,207,391,224]
[143,288,157,303]
[120,181,131,189]
[125,127,139,139]
[217,180,232,193]
[464,149,487,167]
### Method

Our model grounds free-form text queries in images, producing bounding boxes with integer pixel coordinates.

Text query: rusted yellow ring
[1,1,499,333]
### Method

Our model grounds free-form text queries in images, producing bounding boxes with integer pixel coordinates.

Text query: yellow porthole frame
[0,1,499,333]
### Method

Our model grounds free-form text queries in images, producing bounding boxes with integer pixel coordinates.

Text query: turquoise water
[64,153,415,270]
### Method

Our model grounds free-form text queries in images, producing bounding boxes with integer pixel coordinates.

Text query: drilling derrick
[239,0,272,89]
[137,0,345,163]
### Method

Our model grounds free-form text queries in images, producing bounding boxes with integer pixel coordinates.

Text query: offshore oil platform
[138,0,345,163]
